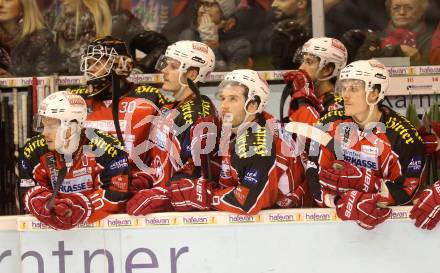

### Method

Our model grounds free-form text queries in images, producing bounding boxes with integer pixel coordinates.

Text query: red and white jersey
[211,112,311,215]
[147,94,219,187]
[307,105,425,207]
[19,129,129,223]
[70,84,170,172]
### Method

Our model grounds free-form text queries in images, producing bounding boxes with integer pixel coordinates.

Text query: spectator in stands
[342,0,433,66]
[269,0,312,70]
[0,42,12,77]
[0,0,59,76]
[179,0,252,71]
[53,0,112,75]
[430,22,440,64]
[160,0,198,44]
[324,0,387,40]
[111,9,144,48]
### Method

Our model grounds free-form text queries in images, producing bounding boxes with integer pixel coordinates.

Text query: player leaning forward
[128,69,309,215]
[19,92,129,230]
[303,59,425,229]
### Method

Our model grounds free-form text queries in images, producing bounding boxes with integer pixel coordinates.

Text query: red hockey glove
[417,122,440,154]
[336,190,391,230]
[319,161,382,193]
[50,193,93,230]
[169,178,213,212]
[283,70,322,113]
[126,187,172,216]
[410,181,440,230]
[131,171,153,192]
[24,186,54,223]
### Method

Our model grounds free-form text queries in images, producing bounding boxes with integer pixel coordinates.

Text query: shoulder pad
[236,123,273,159]
[133,84,172,106]
[318,109,346,125]
[383,109,423,145]
[68,86,90,97]
[85,129,125,158]
[22,135,47,160]
[176,96,217,125]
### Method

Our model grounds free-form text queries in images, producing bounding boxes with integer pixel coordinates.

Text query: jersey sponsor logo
[408,156,422,172]
[385,116,423,144]
[73,167,87,177]
[233,186,250,206]
[361,145,378,155]
[342,148,378,170]
[109,157,128,171]
[20,179,35,187]
[110,175,129,192]
[243,169,260,185]
[84,120,127,132]
[60,175,93,193]
[89,135,120,158]
[220,160,232,179]
[155,130,167,150]
[152,156,165,182]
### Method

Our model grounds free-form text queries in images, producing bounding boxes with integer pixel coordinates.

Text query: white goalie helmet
[301,37,348,80]
[155,40,215,83]
[218,69,270,114]
[337,59,389,105]
[34,91,87,154]
[80,36,133,81]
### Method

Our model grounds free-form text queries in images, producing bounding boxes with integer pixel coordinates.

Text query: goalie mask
[34,91,87,155]
[80,36,134,97]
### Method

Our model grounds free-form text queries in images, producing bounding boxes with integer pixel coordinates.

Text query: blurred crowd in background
[1,0,440,78]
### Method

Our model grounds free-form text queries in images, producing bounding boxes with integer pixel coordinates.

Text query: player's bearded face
[41,117,61,151]
[218,85,248,127]
[298,54,320,81]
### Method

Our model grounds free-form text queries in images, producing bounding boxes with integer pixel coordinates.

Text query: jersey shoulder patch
[383,108,423,146]
[132,84,172,106]
[85,128,125,159]
[22,135,47,160]
[68,86,90,97]
[318,109,347,125]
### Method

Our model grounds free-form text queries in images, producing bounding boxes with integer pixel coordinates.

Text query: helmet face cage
[81,37,133,80]
[81,45,117,80]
